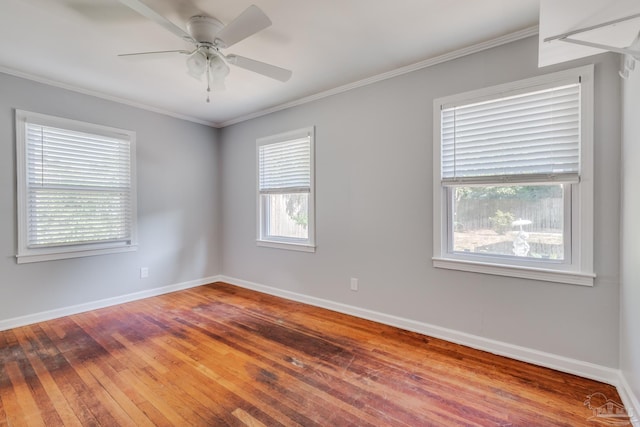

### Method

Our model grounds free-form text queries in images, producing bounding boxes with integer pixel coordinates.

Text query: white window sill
[432,257,595,286]
[257,240,316,253]
[17,245,137,264]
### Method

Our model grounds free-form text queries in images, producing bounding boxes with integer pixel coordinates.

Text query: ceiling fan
[118,0,292,102]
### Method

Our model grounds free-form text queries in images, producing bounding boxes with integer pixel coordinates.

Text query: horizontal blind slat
[441,83,581,181]
[259,136,311,191]
[25,121,133,248]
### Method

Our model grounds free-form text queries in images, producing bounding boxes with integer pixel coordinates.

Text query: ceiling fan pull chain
[206,56,211,103]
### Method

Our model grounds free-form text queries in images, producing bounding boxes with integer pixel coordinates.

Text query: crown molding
[219,26,540,127]
[0,65,218,128]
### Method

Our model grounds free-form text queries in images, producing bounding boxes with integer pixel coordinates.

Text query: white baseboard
[617,372,640,426]
[220,275,640,424]
[219,275,621,385]
[221,275,640,421]
[0,275,222,332]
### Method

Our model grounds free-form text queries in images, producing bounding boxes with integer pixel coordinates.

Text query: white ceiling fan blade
[215,5,271,48]
[226,55,292,82]
[118,49,191,57]
[118,0,195,43]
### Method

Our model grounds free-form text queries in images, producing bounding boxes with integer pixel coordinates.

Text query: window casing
[16,110,137,263]
[433,66,594,286]
[257,127,315,252]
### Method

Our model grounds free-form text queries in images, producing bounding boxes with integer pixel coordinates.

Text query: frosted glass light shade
[209,55,230,90]
[186,50,207,79]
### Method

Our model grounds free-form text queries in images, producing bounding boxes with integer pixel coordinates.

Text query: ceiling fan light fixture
[209,55,230,90]
[186,50,207,79]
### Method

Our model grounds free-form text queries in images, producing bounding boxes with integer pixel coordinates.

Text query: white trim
[432,65,595,285]
[432,257,595,286]
[256,240,316,252]
[577,66,595,275]
[0,275,222,332]
[218,26,540,127]
[17,245,138,264]
[437,67,587,107]
[0,65,218,128]
[220,275,618,385]
[256,127,314,147]
[617,372,640,426]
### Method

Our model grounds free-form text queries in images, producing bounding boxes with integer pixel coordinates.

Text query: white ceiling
[0,0,540,127]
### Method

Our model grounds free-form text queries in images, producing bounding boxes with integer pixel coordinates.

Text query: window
[16,110,137,263]
[432,66,594,286]
[257,127,315,252]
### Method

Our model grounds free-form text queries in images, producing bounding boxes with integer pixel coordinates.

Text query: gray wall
[620,62,640,402]
[0,35,627,372]
[0,73,221,321]
[220,36,622,367]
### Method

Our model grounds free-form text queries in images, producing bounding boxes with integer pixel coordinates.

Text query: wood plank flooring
[0,282,629,426]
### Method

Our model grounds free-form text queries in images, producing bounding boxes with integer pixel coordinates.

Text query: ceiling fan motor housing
[187,15,224,44]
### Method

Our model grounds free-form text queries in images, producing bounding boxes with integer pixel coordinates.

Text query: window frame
[15,110,138,263]
[256,126,316,252]
[432,66,595,286]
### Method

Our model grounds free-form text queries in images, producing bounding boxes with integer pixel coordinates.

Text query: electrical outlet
[350,278,358,291]
[140,267,149,279]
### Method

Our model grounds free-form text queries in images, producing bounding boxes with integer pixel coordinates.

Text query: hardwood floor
[0,282,628,426]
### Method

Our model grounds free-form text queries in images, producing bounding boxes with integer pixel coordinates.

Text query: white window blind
[441,83,581,185]
[25,121,133,248]
[258,136,311,193]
